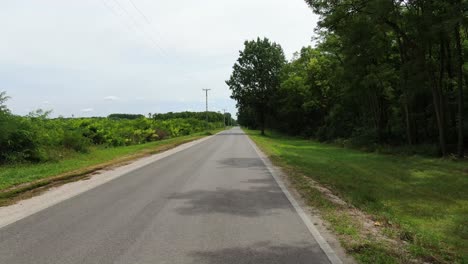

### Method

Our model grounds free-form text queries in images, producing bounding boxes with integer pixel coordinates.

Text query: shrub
[0,96,225,164]
[0,116,44,163]
[62,130,91,153]
[155,129,169,140]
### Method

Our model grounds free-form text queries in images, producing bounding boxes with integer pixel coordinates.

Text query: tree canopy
[226,37,286,135]
[228,1,468,157]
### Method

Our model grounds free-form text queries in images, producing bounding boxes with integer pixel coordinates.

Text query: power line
[100,0,201,85]
[100,0,137,36]
[112,0,165,54]
[203,89,211,112]
[100,0,152,45]
[126,0,170,58]
[106,0,167,59]
[128,0,151,23]
[222,108,227,128]
[124,0,205,85]
[203,89,211,125]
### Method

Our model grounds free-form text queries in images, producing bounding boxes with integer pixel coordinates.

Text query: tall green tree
[0,91,9,113]
[0,92,12,149]
[274,46,342,136]
[226,37,286,135]
[304,0,467,156]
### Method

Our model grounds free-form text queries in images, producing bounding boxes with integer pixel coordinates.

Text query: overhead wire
[101,0,168,60]
[113,0,168,59]
[124,0,205,85]
[128,0,151,23]
[125,0,172,60]
[99,0,208,100]
[99,0,137,37]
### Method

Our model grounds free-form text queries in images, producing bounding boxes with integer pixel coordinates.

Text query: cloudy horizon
[2,0,318,118]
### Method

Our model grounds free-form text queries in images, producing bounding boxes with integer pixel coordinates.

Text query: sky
[1,0,318,118]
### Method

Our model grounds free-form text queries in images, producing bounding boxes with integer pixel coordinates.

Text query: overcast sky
[1,0,318,117]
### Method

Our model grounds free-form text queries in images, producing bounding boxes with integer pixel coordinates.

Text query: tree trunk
[454,23,464,158]
[396,36,414,145]
[430,77,447,156]
[428,41,447,156]
[402,71,414,145]
[403,97,413,145]
[259,108,265,135]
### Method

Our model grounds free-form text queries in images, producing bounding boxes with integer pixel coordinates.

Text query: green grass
[0,130,221,202]
[245,129,468,264]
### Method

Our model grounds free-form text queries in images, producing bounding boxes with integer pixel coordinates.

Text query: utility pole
[222,109,227,129]
[202,89,211,126]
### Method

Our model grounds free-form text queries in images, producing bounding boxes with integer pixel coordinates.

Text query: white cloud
[104,96,120,101]
[81,108,94,112]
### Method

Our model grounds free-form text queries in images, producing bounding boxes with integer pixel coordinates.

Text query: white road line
[246,135,343,264]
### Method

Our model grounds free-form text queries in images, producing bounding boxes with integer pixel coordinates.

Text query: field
[246,129,468,263]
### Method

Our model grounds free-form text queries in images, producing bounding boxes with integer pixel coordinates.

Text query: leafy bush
[0,113,44,163]
[0,94,225,164]
[2,129,38,162]
[155,129,169,140]
[62,130,91,153]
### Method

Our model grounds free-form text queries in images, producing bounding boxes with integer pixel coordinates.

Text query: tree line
[227,0,467,157]
[108,111,237,126]
[151,111,237,125]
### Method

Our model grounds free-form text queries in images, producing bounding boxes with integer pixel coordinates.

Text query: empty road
[0,127,335,264]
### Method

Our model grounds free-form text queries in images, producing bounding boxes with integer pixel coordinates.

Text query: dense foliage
[228,1,468,157]
[152,111,237,126]
[226,38,286,135]
[0,93,227,164]
[107,113,145,120]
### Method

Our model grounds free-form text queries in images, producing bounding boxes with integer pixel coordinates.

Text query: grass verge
[245,129,467,264]
[0,130,221,206]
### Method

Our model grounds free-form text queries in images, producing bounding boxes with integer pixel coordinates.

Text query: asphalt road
[0,127,333,264]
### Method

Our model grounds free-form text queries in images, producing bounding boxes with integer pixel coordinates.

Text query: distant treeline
[108,111,237,125]
[108,113,145,120]
[152,111,237,125]
[0,93,231,164]
[227,1,467,157]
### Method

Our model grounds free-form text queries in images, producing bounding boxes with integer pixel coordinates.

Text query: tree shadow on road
[189,241,330,264]
[170,183,291,217]
[217,158,266,169]
[215,132,246,136]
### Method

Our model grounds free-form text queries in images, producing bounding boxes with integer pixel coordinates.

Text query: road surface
[0,127,335,264]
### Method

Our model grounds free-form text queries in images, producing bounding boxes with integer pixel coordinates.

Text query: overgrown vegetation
[246,129,467,263]
[227,1,468,157]
[0,92,234,164]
